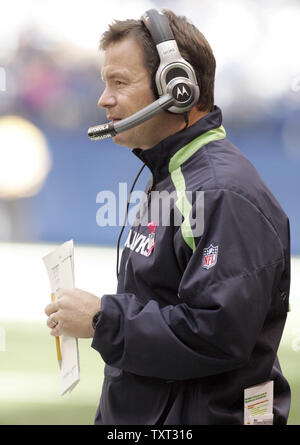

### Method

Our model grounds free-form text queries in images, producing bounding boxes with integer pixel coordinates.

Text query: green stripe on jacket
[169,125,226,251]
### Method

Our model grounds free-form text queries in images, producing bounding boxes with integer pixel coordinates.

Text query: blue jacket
[92,106,291,425]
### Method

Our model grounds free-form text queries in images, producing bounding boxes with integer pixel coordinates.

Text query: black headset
[142,9,200,114]
[88,8,200,141]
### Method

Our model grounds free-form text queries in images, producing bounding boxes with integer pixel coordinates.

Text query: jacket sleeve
[91,189,287,380]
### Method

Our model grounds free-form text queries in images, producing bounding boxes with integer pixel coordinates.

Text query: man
[45,9,291,425]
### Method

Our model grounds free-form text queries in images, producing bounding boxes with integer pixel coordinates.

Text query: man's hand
[45,288,101,338]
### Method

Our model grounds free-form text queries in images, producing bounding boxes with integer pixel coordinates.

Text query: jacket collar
[132,106,223,179]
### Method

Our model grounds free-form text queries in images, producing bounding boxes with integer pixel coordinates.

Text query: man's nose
[97,87,117,109]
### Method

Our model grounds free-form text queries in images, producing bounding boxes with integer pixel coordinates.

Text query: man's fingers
[57,288,74,298]
[46,313,62,336]
[50,326,61,336]
[46,313,58,329]
[45,301,59,316]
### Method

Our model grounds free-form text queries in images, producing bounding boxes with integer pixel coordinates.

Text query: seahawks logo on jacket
[124,222,157,257]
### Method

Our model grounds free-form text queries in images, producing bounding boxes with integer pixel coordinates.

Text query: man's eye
[115,80,124,86]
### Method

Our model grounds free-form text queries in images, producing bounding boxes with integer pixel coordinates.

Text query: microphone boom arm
[88,93,174,141]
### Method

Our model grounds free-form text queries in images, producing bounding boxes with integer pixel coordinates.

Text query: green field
[0,321,102,425]
[0,320,299,425]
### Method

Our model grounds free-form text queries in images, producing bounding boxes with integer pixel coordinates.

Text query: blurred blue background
[0,0,299,252]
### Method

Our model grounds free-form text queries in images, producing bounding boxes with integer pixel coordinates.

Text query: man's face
[98,37,162,149]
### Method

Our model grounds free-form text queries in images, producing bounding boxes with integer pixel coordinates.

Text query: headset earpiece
[142,9,200,114]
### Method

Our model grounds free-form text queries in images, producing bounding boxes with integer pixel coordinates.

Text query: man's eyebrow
[101,69,129,81]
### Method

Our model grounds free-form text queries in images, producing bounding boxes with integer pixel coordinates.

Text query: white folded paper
[43,240,80,395]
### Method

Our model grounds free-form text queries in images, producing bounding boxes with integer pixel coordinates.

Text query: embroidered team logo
[147,221,157,256]
[124,221,157,257]
[202,244,218,269]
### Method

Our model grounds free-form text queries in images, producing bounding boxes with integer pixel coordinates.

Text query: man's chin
[112,133,135,149]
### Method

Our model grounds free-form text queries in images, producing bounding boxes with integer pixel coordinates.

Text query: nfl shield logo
[202,244,218,269]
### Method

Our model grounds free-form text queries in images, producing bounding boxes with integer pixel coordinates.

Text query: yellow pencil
[51,293,62,362]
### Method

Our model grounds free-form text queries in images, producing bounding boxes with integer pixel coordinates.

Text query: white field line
[0,371,100,405]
